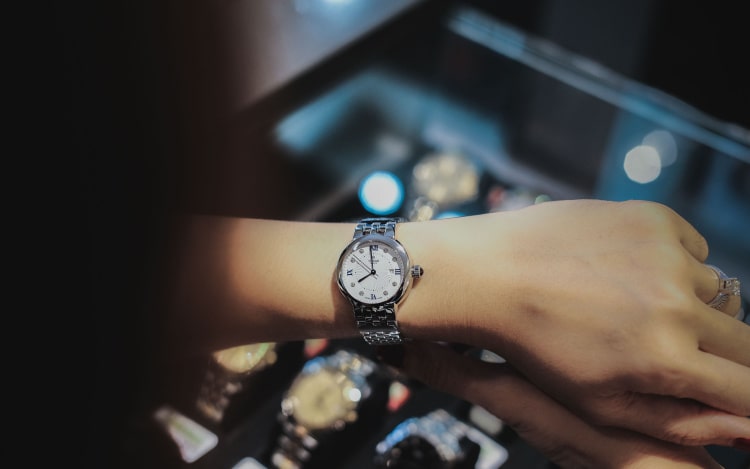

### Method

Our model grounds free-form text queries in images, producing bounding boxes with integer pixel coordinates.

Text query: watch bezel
[336,233,413,307]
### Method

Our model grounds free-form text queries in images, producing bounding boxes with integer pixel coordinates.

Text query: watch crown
[411,265,423,278]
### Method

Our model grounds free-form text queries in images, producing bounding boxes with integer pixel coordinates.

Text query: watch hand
[351,254,371,271]
[369,245,374,269]
[358,270,377,283]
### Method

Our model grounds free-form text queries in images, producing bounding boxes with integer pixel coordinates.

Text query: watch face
[283,368,359,430]
[337,235,410,306]
[212,342,276,374]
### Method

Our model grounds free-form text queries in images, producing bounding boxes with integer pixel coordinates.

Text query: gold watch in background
[409,151,480,221]
[195,342,278,426]
[271,349,387,468]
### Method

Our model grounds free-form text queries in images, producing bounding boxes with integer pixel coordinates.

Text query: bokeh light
[642,130,678,167]
[623,145,661,184]
[435,210,465,219]
[358,171,404,215]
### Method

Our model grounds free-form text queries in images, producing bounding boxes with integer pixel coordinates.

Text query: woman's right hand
[394,341,731,469]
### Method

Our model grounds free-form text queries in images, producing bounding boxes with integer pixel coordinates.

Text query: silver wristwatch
[336,218,423,345]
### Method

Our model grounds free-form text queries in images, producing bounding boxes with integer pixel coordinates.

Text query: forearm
[164,215,354,355]
[159,201,750,450]
[162,212,521,356]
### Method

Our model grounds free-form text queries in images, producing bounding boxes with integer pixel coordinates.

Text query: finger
[694,262,724,305]
[736,299,747,321]
[721,294,744,319]
[656,204,708,262]
[684,258,743,321]
[697,264,744,317]
[661,205,709,262]
[401,342,725,468]
[679,226,709,263]
[626,447,724,469]
[400,341,516,402]
[682,351,750,417]
[589,392,750,447]
[695,306,750,367]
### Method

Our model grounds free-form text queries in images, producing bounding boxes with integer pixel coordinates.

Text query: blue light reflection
[359,171,404,215]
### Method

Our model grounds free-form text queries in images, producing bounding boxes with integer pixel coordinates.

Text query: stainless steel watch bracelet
[353,302,404,345]
[352,217,402,239]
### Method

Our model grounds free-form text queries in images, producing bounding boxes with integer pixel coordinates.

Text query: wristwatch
[409,151,480,221]
[336,218,423,346]
[195,342,278,426]
[374,409,480,469]
[271,349,386,468]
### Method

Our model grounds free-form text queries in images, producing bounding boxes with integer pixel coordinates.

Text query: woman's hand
[393,341,728,469]
[399,199,750,447]
[168,200,749,449]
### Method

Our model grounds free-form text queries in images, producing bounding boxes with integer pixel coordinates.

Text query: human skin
[397,341,727,469]
[163,199,750,449]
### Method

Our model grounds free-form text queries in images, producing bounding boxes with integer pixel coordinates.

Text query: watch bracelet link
[194,361,245,423]
[353,302,404,346]
[271,430,315,469]
[352,217,407,346]
[352,217,403,239]
[194,345,278,424]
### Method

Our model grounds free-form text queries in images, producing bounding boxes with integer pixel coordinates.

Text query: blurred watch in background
[271,349,388,468]
[374,408,481,469]
[485,184,551,213]
[408,151,480,221]
[195,342,279,426]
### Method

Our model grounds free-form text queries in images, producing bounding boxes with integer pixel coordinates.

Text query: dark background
[68,0,748,467]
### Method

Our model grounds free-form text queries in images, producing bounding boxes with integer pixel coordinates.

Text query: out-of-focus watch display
[374,409,481,469]
[408,151,480,221]
[195,342,278,425]
[271,349,386,468]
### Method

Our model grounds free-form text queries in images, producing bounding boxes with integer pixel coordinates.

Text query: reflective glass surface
[267,5,749,308]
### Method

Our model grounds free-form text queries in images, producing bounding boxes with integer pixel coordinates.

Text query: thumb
[392,341,556,426]
[377,341,526,416]
[397,341,517,402]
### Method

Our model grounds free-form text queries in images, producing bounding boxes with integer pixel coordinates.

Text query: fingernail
[375,345,405,369]
[733,437,750,452]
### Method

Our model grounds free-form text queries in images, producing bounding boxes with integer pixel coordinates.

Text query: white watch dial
[339,238,407,305]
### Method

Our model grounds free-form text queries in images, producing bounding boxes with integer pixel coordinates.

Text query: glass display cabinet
[151,2,750,468]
